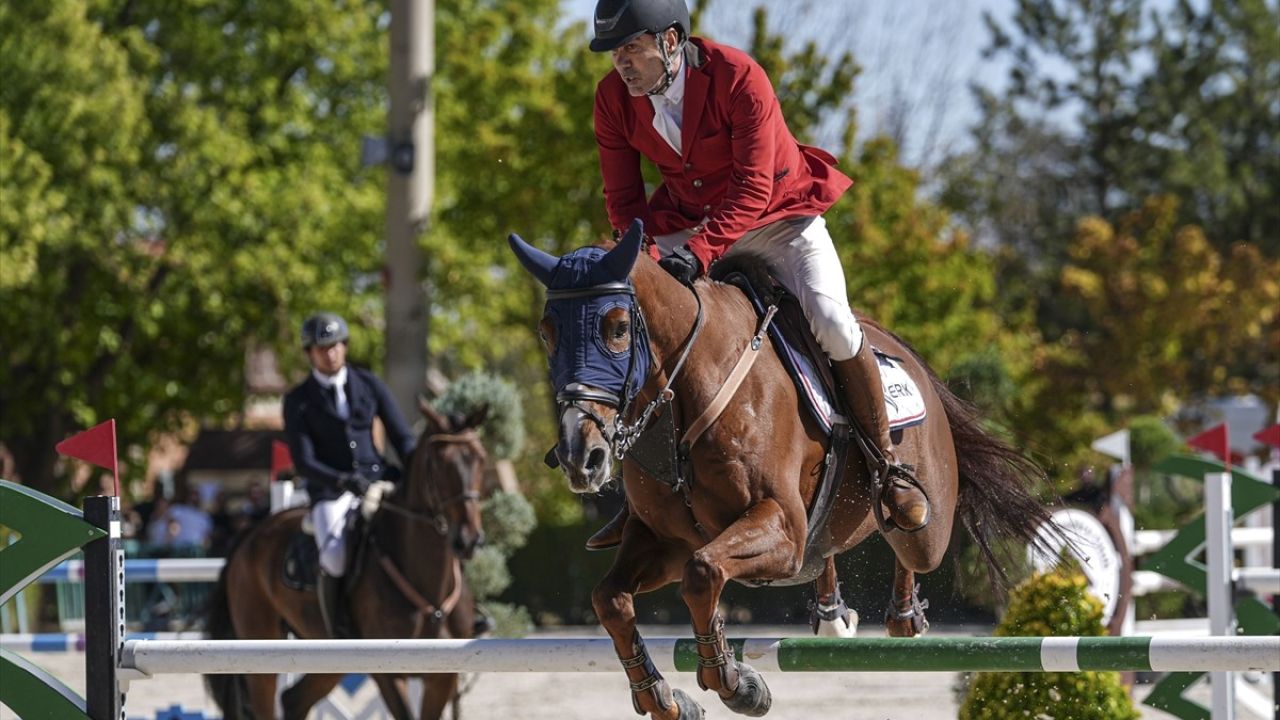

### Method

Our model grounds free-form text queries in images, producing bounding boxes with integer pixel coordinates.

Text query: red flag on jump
[270,440,294,483]
[1254,423,1280,450]
[1187,422,1230,467]
[56,419,119,496]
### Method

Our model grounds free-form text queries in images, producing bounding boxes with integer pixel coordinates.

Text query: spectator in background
[244,481,270,523]
[144,494,176,549]
[167,489,213,550]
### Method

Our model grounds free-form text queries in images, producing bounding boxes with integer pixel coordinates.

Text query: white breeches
[311,492,360,577]
[653,215,864,360]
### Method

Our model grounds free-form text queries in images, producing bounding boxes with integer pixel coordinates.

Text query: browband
[545,282,634,301]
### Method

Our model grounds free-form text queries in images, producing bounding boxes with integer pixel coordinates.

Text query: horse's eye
[613,321,630,340]
[538,317,556,354]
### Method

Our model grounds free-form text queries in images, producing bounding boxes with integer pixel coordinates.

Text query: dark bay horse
[205,399,488,720]
[509,220,1054,720]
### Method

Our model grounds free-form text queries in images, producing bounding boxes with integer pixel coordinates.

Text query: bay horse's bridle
[381,429,487,535]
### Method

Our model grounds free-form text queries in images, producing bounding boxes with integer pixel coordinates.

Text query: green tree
[938,0,1279,472]
[1,0,390,498]
[1056,198,1276,409]
[1135,0,1280,254]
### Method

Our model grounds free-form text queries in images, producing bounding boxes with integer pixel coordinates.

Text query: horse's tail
[204,539,249,719]
[930,370,1056,588]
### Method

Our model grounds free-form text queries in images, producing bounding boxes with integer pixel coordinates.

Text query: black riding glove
[339,472,371,496]
[659,245,702,286]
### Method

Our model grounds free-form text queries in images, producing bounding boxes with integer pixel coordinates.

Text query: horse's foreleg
[592,522,693,720]
[370,675,413,720]
[242,675,278,719]
[682,499,800,717]
[810,556,857,637]
[417,672,459,720]
[280,673,343,720]
[884,558,929,637]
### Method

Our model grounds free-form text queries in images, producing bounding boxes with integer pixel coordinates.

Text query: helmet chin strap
[644,31,685,96]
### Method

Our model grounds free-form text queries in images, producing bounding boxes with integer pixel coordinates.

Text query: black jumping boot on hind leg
[832,344,931,532]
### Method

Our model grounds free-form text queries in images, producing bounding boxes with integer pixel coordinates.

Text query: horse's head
[408,398,490,559]
[508,220,650,493]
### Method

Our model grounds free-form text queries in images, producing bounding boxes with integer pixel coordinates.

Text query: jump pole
[115,636,1280,678]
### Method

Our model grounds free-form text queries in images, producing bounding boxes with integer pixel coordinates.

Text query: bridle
[369,428,484,639]
[549,279,704,462]
[381,429,487,535]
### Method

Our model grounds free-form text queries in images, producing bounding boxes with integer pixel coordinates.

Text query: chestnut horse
[509,220,1054,720]
[205,399,488,720]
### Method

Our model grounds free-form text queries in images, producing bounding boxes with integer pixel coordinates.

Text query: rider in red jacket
[586,0,931,549]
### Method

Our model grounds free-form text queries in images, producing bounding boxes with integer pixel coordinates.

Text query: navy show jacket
[282,365,417,502]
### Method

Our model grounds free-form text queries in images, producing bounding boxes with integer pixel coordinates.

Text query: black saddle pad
[283,531,318,592]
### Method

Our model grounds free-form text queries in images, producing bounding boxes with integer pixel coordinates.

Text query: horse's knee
[681,550,725,600]
[591,581,633,626]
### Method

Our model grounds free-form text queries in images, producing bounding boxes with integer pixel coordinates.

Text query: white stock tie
[652,97,682,154]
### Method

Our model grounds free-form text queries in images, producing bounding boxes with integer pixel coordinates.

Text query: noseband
[549,280,704,461]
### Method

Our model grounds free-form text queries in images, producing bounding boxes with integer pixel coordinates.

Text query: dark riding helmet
[300,312,350,349]
[589,0,691,52]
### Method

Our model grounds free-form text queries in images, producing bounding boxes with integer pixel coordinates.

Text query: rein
[612,285,704,461]
[370,428,481,637]
[377,552,464,639]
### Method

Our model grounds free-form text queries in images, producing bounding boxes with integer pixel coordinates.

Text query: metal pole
[1204,471,1235,719]
[384,0,433,417]
[83,496,124,720]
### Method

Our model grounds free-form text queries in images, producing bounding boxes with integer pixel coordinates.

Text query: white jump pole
[1204,470,1235,720]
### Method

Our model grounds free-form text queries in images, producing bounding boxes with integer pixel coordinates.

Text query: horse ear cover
[508,232,559,287]
[599,218,644,281]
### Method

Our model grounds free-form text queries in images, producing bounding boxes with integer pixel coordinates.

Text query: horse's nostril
[585,447,606,472]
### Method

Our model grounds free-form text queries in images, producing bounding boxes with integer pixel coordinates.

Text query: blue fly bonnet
[508,220,651,411]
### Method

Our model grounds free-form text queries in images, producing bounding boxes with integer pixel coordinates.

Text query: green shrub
[959,561,1139,720]
[481,490,536,554]
[437,371,524,459]
[464,545,512,599]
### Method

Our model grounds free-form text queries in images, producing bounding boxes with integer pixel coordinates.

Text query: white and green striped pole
[116,636,1280,678]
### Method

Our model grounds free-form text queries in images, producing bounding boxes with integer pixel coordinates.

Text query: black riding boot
[317,570,347,638]
[585,497,629,551]
[832,344,930,532]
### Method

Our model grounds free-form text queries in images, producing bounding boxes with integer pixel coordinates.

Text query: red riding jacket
[594,37,853,271]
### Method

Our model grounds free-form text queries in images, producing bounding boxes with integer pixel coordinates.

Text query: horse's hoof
[672,688,705,719]
[720,663,772,717]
